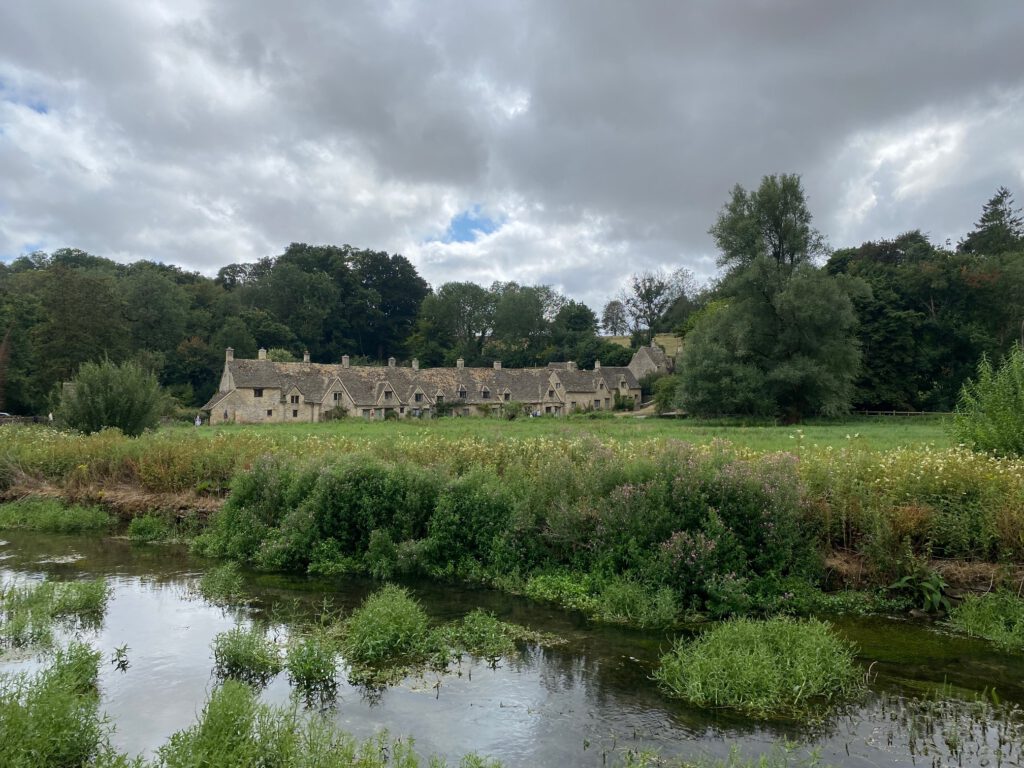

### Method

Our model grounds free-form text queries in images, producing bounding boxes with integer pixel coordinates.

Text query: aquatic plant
[0,499,113,533]
[654,616,864,719]
[948,590,1024,650]
[127,513,172,543]
[285,629,338,694]
[211,625,282,685]
[340,584,431,669]
[0,642,123,767]
[198,563,246,605]
[1,578,110,648]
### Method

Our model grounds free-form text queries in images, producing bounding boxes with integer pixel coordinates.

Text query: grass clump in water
[340,584,431,670]
[1,579,110,649]
[654,616,864,719]
[0,642,126,767]
[127,513,172,543]
[198,563,246,605]
[0,499,113,533]
[285,629,338,696]
[212,625,282,686]
[154,679,501,767]
[949,590,1024,651]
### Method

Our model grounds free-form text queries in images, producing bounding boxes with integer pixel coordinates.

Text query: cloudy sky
[2,1,1023,309]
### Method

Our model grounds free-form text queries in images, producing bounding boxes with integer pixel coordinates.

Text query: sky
[2,1,1023,311]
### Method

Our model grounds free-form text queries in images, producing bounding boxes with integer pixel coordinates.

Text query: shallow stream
[2,530,1023,767]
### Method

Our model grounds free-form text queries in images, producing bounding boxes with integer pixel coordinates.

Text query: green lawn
[195,414,951,453]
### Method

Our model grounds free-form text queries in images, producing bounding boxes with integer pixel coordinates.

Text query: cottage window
[555,382,561,389]
[436,394,444,404]
[414,392,423,402]
[362,409,370,417]
[482,389,490,399]
[458,388,467,399]
[290,395,299,404]
[384,390,392,400]
[253,388,263,398]
[266,409,273,417]
[333,392,340,402]
[594,400,601,409]
[605,398,610,408]
[503,392,510,402]
[292,409,298,418]
[570,401,576,409]
[547,389,554,398]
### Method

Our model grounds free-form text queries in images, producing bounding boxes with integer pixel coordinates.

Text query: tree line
[1,182,1021,418]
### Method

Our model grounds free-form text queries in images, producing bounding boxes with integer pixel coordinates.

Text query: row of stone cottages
[202,345,672,424]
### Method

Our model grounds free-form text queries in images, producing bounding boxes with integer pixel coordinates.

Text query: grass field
[193,414,952,453]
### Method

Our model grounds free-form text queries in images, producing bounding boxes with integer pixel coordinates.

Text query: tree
[679,176,861,420]
[709,174,827,273]
[57,358,163,436]
[958,187,1024,257]
[620,268,693,344]
[601,300,629,335]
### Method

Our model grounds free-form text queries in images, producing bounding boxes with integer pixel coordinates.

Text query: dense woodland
[0,181,1022,418]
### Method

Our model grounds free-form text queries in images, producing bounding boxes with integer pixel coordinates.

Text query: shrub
[57,358,163,437]
[654,616,863,719]
[952,344,1024,456]
[285,630,338,693]
[340,585,431,668]
[948,591,1024,651]
[211,625,282,685]
[0,499,113,533]
[127,513,172,543]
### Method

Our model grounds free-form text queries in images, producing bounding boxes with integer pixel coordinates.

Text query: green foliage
[652,374,679,415]
[285,630,339,693]
[211,625,282,685]
[952,344,1024,456]
[198,563,246,605]
[654,617,864,718]
[595,579,679,628]
[127,513,172,543]
[340,585,431,669]
[1,579,110,649]
[888,569,951,614]
[58,358,163,437]
[0,643,124,768]
[0,499,113,533]
[948,591,1024,651]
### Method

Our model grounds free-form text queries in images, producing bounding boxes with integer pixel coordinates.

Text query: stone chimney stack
[456,358,465,369]
[412,359,419,371]
[303,350,310,363]
[226,347,234,362]
[388,356,396,368]
[567,361,576,371]
[594,360,601,370]
[493,361,502,370]
[342,355,350,368]
[258,348,267,361]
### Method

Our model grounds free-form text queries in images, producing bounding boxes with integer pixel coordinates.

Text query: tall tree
[620,268,693,344]
[601,299,629,335]
[958,186,1024,256]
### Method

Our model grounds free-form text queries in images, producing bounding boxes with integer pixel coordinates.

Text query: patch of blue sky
[438,206,502,244]
[0,77,48,114]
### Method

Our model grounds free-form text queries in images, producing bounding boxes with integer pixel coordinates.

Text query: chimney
[412,359,419,371]
[342,355,350,368]
[594,360,601,370]
[257,348,267,361]
[493,361,502,370]
[456,358,464,369]
[388,356,396,368]
[303,350,310,363]
[225,347,234,362]
[567,361,576,371]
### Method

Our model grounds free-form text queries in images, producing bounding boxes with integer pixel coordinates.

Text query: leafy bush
[952,344,1024,456]
[211,625,282,685]
[198,563,246,605]
[285,630,338,693]
[0,499,113,533]
[127,513,172,543]
[948,591,1024,651]
[57,358,163,437]
[340,585,431,670]
[654,616,864,719]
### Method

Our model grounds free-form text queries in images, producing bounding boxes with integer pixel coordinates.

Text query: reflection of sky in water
[2,532,1024,767]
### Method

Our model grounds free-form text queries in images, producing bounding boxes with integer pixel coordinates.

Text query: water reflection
[2,530,1024,767]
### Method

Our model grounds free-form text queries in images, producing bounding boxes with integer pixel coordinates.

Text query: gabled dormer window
[458,387,467,399]
[481,387,490,399]
[414,392,423,403]
[384,390,392,400]
[436,394,444,404]
[503,392,510,402]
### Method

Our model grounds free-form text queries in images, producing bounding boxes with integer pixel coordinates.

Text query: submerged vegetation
[1,578,110,650]
[211,625,283,686]
[654,617,864,719]
[197,562,246,605]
